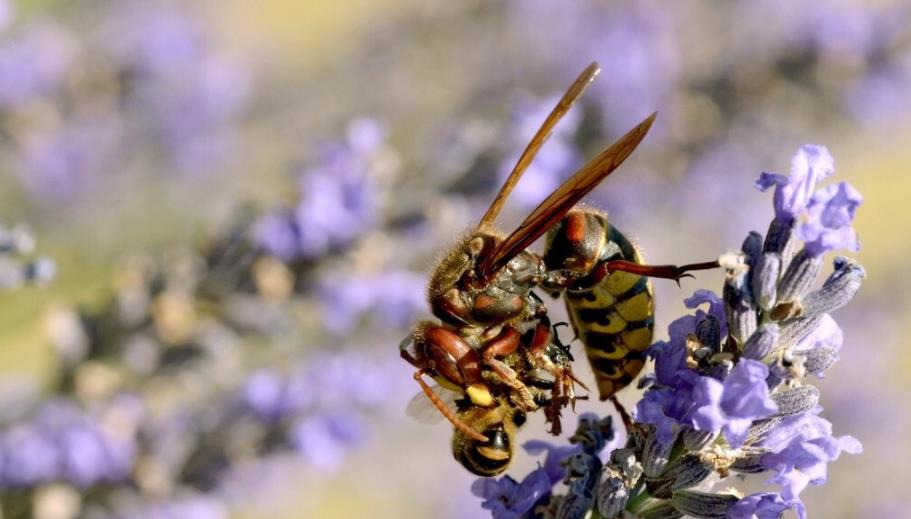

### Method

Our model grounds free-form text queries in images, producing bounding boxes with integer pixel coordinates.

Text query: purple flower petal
[684,289,728,338]
[795,313,843,353]
[523,439,582,484]
[690,360,777,448]
[755,145,834,220]
[759,409,862,500]
[727,493,806,519]
[796,182,863,256]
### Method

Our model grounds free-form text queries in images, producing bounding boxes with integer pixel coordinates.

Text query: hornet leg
[413,370,487,442]
[593,259,720,286]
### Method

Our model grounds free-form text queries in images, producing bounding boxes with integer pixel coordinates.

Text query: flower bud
[741,324,780,360]
[803,347,839,376]
[597,473,629,518]
[682,427,717,451]
[763,218,795,258]
[776,248,823,304]
[647,455,711,498]
[671,490,740,518]
[730,447,774,474]
[801,257,865,316]
[643,431,677,478]
[751,253,780,311]
[641,500,684,519]
[778,314,824,350]
[720,253,757,344]
[771,385,819,417]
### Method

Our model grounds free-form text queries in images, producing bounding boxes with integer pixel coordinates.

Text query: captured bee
[401,61,717,475]
[406,385,531,477]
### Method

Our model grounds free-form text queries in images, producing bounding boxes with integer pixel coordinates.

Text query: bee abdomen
[565,225,654,400]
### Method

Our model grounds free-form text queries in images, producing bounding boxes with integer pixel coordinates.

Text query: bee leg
[487,358,538,411]
[479,327,538,411]
[595,259,720,286]
[544,381,564,436]
[413,370,487,442]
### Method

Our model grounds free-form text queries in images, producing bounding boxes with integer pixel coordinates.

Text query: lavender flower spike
[473,144,862,519]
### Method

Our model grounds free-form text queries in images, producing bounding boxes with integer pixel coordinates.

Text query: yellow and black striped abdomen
[564,225,654,400]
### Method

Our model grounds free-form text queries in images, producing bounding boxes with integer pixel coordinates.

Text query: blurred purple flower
[690,359,777,448]
[318,269,425,335]
[728,492,806,519]
[0,400,136,488]
[291,411,366,471]
[241,350,388,422]
[0,22,74,108]
[242,370,300,423]
[796,182,862,256]
[106,494,228,519]
[104,3,251,173]
[844,60,911,126]
[507,0,677,133]
[255,119,386,261]
[498,94,582,208]
[17,116,121,201]
[0,0,11,31]
[758,408,862,501]
[103,4,204,74]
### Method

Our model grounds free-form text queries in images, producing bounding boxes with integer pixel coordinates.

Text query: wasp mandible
[401,62,718,476]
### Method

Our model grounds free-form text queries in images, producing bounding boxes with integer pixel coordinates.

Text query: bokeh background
[0,0,908,517]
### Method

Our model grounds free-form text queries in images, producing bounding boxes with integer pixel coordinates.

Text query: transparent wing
[405,384,462,424]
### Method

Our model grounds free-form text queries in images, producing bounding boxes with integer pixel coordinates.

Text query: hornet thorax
[427,231,546,328]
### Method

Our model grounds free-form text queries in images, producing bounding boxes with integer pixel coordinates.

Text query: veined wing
[477,62,601,230]
[477,112,657,278]
[406,383,463,424]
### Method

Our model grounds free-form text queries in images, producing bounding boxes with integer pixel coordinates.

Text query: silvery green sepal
[803,347,839,375]
[770,385,820,417]
[643,430,677,477]
[801,257,865,316]
[775,248,822,304]
[730,447,774,474]
[720,252,757,344]
[639,500,684,519]
[746,417,781,444]
[695,315,722,355]
[682,427,717,451]
[762,217,795,260]
[671,490,740,518]
[752,252,781,311]
[778,314,824,349]
[741,323,780,360]
[596,472,630,518]
[647,454,711,498]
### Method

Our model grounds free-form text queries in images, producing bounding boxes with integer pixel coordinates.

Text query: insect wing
[477,112,657,278]
[405,384,462,424]
[478,62,601,230]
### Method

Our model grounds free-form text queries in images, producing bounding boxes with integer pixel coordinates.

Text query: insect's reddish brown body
[400,62,718,476]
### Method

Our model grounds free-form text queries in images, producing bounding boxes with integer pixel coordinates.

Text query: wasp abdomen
[546,210,654,400]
